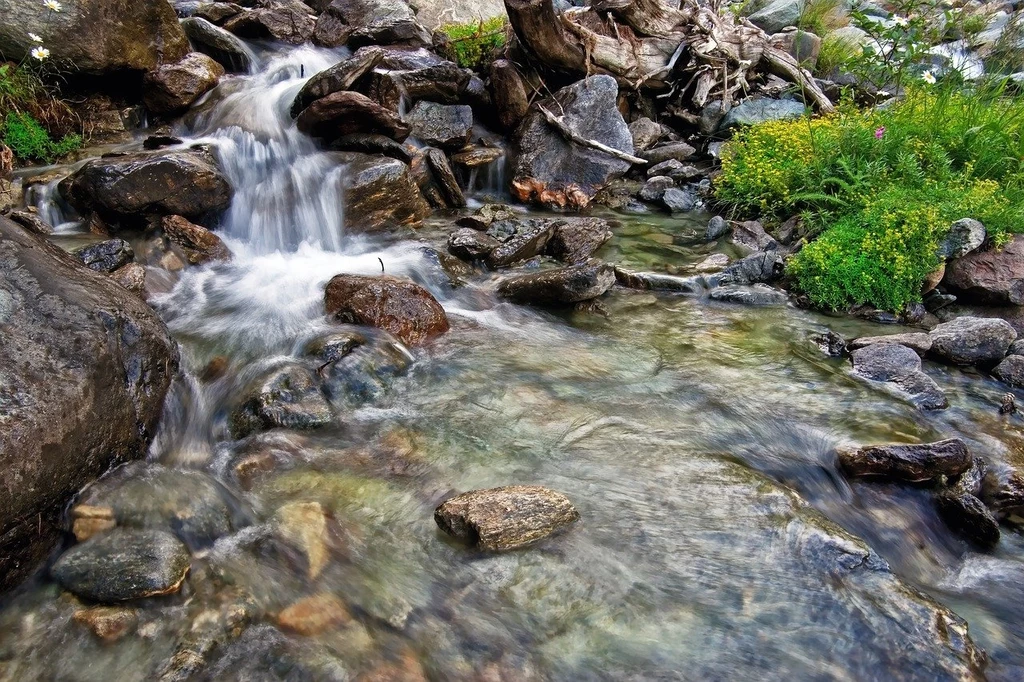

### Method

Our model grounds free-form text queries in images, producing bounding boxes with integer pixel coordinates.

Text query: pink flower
[874,127,886,139]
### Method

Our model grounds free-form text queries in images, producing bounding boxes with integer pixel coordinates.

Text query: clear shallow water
[2,42,1024,682]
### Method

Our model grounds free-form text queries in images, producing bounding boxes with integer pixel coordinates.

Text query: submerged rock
[324,274,449,346]
[850,344,948,410]
[273,501,331,580]
[935,492,1001,549]
[434,485,580,551]
[981,469,1024,521]
[708,284,788,306]
[277,593,353,636]
[928,316,1017,367]
[497,262,616,306]
[73,606,138,643]
[230,364,334,439]
[849,333,932,356]
[51,529,191,602]
[304,328,412,403]
[73,239,135,274]
[837,439,972,482]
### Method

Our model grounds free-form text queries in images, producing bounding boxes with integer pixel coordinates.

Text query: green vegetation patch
[0,63,81,163]
[438,17,508,71]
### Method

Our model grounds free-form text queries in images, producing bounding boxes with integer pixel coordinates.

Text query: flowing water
[3,42,1024,681]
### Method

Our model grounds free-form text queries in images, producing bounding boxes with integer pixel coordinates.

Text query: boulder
[981,469,1024,521]
[712,251,785,286]
[60,148,233,227]
[629,117,663,151]
[938,218,986,260]
[486,219,554,268]
[490,59,531,132]
[0,218,178,593]
[405,102,473,150]
[416,148,466,208]
[614,269,704,294]
[511,76,633,208]
[662,187,697,213]
[705,216,730,241]
[545,218,613,265]
[848,333,932,356]
[0,0,189,76]
[312,0,430,48]
[338,153,430,230]
[639,176,674,202]
[296,91,411,142]
[850,343,948,410]
[935,492,1001,549]
[230,363,333,438]
[330,134,413,163]
[222,3,316,44]
[448,228,500,261]
[179,2,243,24]
[719,98,807,132]
[144,52,224,115]
[496,262,616,305]
[730,220,778,253]
[434,485,580,551]
[943,235,1024,305]
[641,141,697,165]
[838,439,972,482]
[111,263,147,295]
[708,284,788,306]
[413,0,506,28]
[51,529,191,602]
[73,239,135,274]
[771,28,821,66]
[746,0,805,35]
[993,354,1024,388]
[929,316,1017,367]
[324,274,449,346]
[180,17,253,73]
[161,215,231,265]
[290,47,384,118]
[359,56,471,111]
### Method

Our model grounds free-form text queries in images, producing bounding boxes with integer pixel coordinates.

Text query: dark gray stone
[850,343,948,410]
[705,216,730,241]
[709,284,788,306]
[181,17,253,73]
[230,363,333,438]
[838,439,972,482]
[929,316,1017,367]
[497,262,616,305]
[662,187,697,213]
[993,354,1024,388]
[938,218,986,260]
[74,239,135,274]
[448,227,499,261]
[719,98,807,132]
[405,101,473,150]
[639,176,674,202]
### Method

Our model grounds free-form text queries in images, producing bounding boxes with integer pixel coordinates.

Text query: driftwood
[504,0,835,114]
[537,105,648,165]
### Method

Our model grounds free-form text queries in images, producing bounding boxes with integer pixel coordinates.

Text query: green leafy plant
[2,111,80,162]
[438,17,508,71]
[798,0,849,37]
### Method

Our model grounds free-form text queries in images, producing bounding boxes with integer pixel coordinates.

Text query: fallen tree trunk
[504,0,835,114]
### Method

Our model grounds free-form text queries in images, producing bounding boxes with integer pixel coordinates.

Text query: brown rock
[340,153,429,230]
[71,504,117,542]
[496,262,617,306]
[222,4,315,44]
[144,52,224,115]
[73,606,138,643]
[297,91,410,142]
[923,262,946,294]
[545,217,613,265]
[434,485,580,551]
[324,274,449,346]
[837,439,972,482]
[943,236,1024,305]
[291,46,384,118]
[161,215,232,265]
[277,593,351,635]
[273,501,330,580]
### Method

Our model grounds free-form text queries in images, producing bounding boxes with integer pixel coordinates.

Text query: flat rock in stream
[73,239,135,273]
[296,91,411,143]
[837,439,972,482]
[324,274,449,346]
[614,268,704,294]
[545,218,613,265]
[850,344,948,410]
[51,529,191,602]
[848,333,932,356]
[405,101,473,151]
[162,215,231,265]
[434,485,580,551]
[497,262,616,306]
[929,316,1017,367]
[708,284,788,306]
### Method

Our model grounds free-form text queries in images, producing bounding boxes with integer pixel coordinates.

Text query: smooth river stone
[51,529,191,602]
[837,439,973,482]
[434,485,580,551]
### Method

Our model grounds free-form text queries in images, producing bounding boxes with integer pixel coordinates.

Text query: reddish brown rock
[161,215,232,265]
[324,275,449,346]
[143,52,224,115]
[73,606,138,643]
[944,236,1024,305]
[277,593,351,635]
[296,91,410,142]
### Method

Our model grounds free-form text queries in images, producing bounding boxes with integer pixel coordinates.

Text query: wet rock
[222,3,315,44]
[511,76,633,208]
[545,217,613,265]
[180,17,253,73]
[662,188,697,213]
[993,354,1024,388]
[641,142,696,165]
[74,463,245,549]
[324,274,449,346]
[435,485,580,551]
[712,251,785,286]
[639,176,674,202]
[405,102,473,151]
[935,492,1001,549]
[277,593,352,635]
[297,91,411,143]
[629,117,663,151]
[815,330,847,357]
[339,153,430,230]
[74,239,135,273]
[52,529,191,602]
[938,218,986,260]
[647,159,684,178]
[0,0,188,76]
[416,147,466,209]
[161,215,231,265]
[949,457,987,498]
[848,333,932,356]
[837,439,972,482]
[486,219,554,268]
[73,606,139,643]
[928,316,1017,367]
[693,253,731,273]
[614,268,704,294]
[0,219,178,593]
[313,331,413,403]
[943,235,1024,305]
[490,59,531,132]
[331,134,413,163]
[273,501,330,579]
[709,284,788,306]
[144,52,224,115]
[705,215,730,241]
[360,59,471,112]
[291,46,384,118]
[497,262,616,306]
[72,505,117,543]
[9,209,53,235]
[230,364,334,438]
[850,343,948,410]
[60,148,233,227]
[718,97,806,131]
[730,220,778,253]
[981,469,1024,521]
[451,146,503,169]
[312,0,430,49]
[448,228,499,261]
[182,2,243,24]
[457,203,518,231]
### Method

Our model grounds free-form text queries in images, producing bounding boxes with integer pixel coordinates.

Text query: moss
[438,17,508,71]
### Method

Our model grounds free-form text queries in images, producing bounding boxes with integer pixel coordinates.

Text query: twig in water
[378,257,385,273]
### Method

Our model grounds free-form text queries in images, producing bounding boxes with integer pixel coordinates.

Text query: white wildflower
[892,16,909,27]
[28,32,43,43]
[922,70,937,84]
[30,46,50,61]
[43,0,62,11]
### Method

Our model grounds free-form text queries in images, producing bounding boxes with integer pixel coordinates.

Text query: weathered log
[537,105,648,165]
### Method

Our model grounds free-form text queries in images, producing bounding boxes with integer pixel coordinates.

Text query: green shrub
[798,0,849,37]
[715,83,1024,312]
[438,17,508,70]
[2,111,81,163]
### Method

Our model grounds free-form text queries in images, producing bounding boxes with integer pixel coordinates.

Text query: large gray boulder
[511,75,634,208]
[929,316,1017,367]
[850,343,948,410]
[0,0,189,76]
[312,0,430,48]
[719,98,807,132]
[746,0,805,35]
[0,218,179,593]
